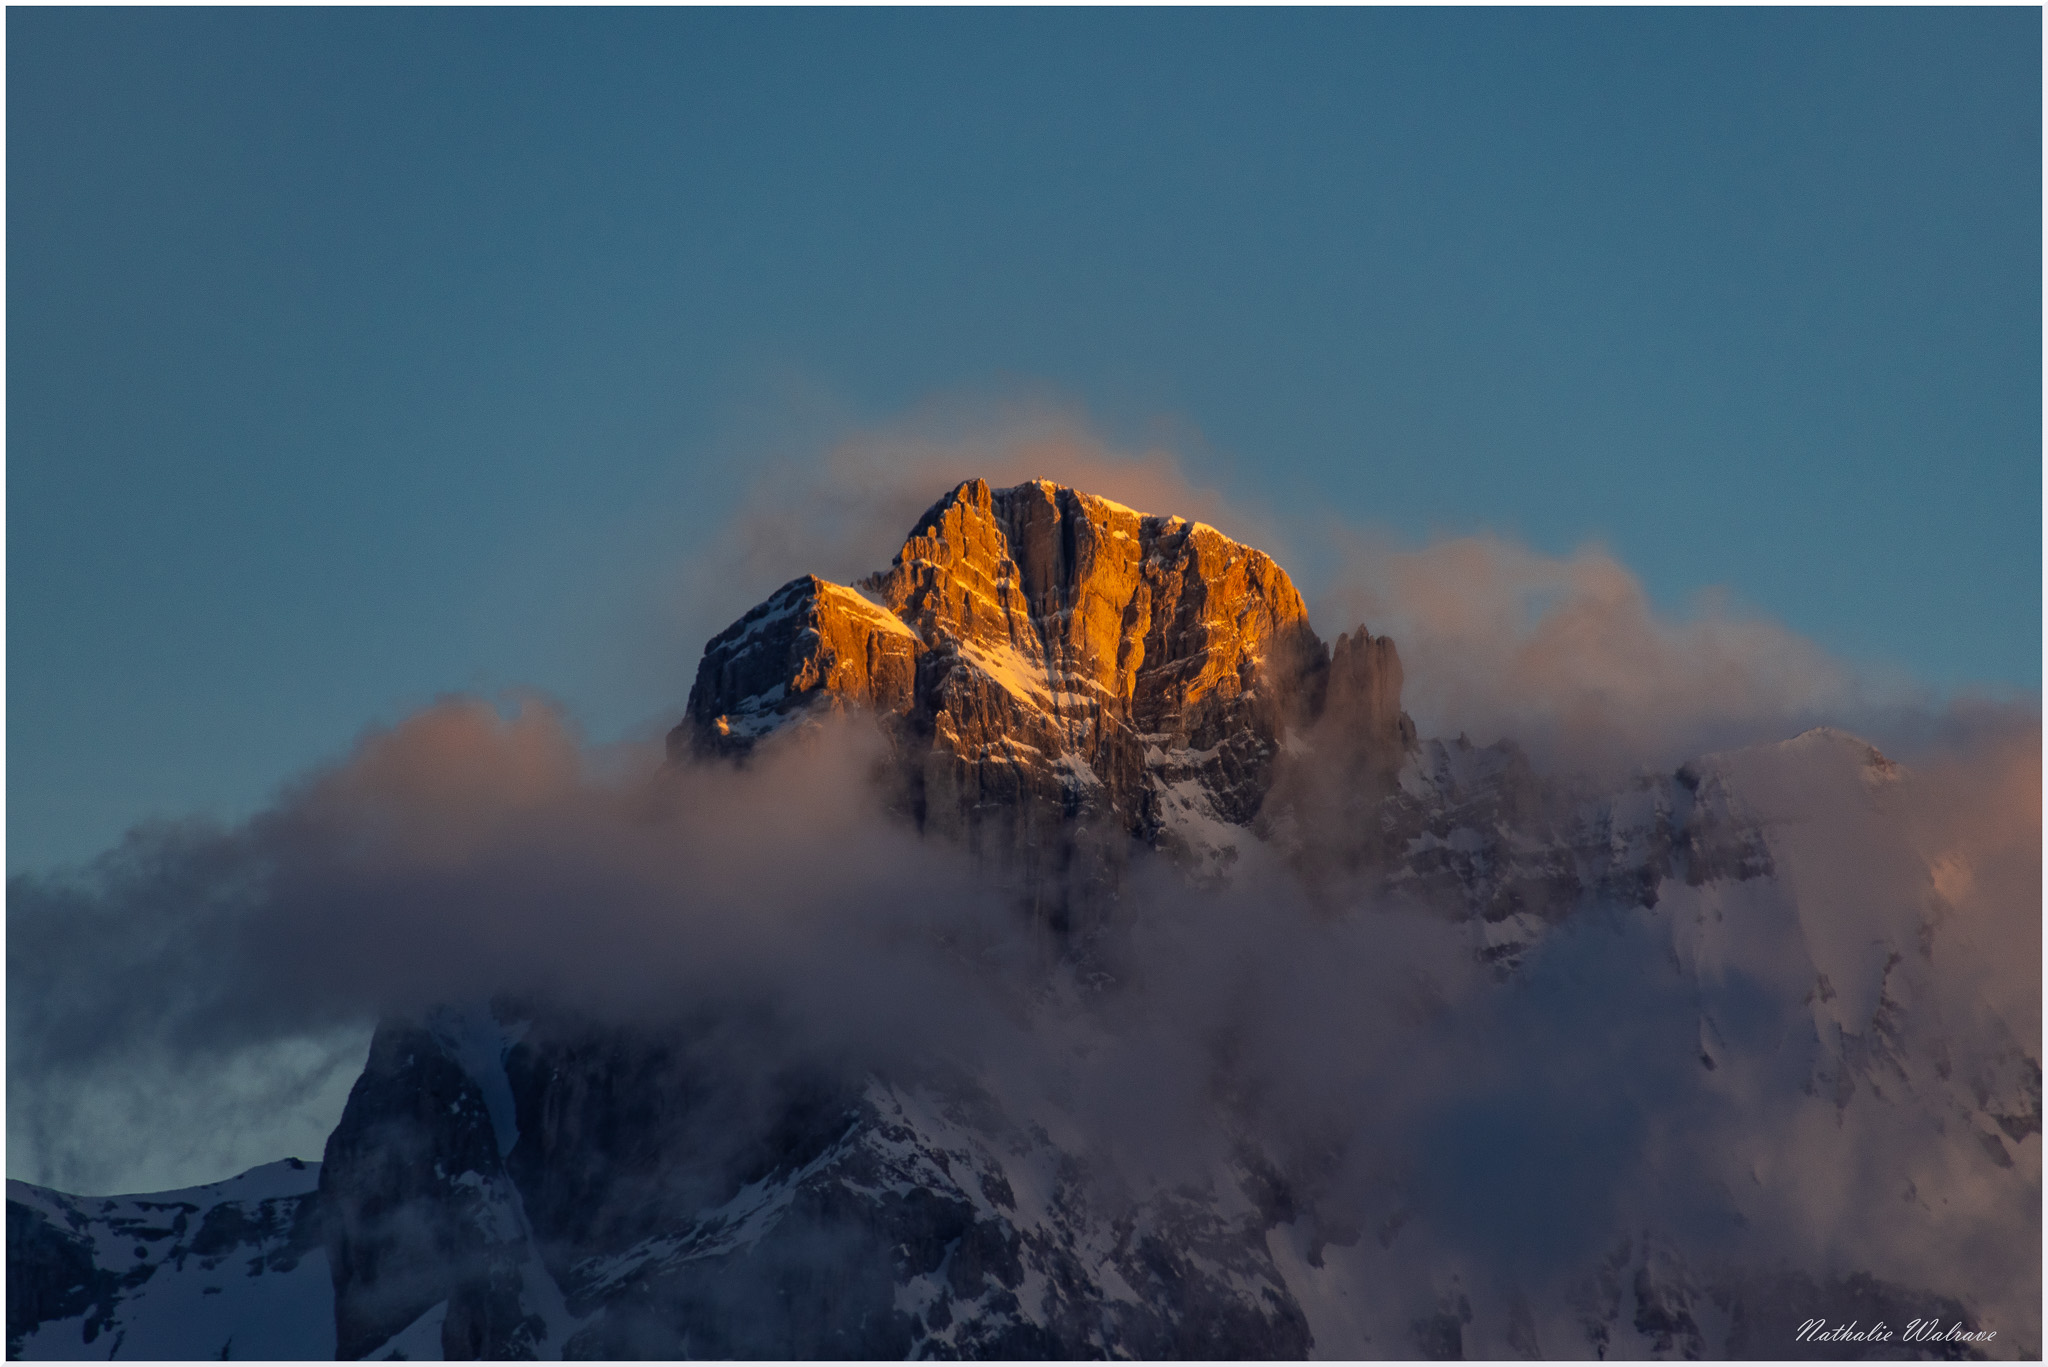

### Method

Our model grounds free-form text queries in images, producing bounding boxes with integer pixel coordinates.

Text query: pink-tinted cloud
[1315,530,1898,775]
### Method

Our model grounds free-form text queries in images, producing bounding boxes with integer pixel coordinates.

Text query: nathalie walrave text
[1796,1319,1996,1345]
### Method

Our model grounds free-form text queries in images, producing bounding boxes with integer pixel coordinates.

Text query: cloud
[9,693,2036,1345]
[1897,703,2042,1039]
[1313,530,1900,777]
[7,699,1011,1192]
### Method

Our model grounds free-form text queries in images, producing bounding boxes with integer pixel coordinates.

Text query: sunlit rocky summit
[676,478,1409,898]
[9,481,2036,1361]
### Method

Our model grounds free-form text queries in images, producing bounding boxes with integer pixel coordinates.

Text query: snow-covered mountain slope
[7,1160,331,1360]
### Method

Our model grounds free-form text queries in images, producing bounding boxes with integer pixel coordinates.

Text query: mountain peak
[671,479,1410,882]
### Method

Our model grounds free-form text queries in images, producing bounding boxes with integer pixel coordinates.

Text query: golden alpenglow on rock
[673,479,1412,900]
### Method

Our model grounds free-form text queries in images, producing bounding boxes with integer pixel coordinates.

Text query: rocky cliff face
[320,1016,557,1360]
[306,1001,1315,1360]
[674,479,1390,894]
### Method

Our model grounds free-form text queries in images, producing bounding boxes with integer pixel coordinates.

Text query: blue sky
[9,7,2040,874]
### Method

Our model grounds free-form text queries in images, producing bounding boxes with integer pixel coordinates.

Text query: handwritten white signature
[1795,1318,1996,1345]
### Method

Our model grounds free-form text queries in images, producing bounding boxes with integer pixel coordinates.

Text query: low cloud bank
[9,702,1014,1192]
[10,698,2037,1339]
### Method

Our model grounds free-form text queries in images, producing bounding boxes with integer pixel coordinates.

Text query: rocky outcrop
[673,479,1410,896]
[305,1001,1319,1360]
[1322,628,1411,760]
[1256,626,1419,878]
[680,575,922,752]
[475,1004,1310,1359]
[320,1015,556,1360]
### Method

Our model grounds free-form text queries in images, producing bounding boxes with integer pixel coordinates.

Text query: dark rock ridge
[673,478,1413,888]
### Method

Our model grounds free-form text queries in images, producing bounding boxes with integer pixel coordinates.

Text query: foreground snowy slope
[8,1161,332,1360]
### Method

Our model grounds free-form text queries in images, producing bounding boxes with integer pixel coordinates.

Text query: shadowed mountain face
[10,482,2034,1361]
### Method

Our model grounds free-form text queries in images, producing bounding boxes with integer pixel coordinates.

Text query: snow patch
[375,1300,447,1360]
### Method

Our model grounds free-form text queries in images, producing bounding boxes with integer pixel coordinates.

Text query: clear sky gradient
[9,8,2041,873]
